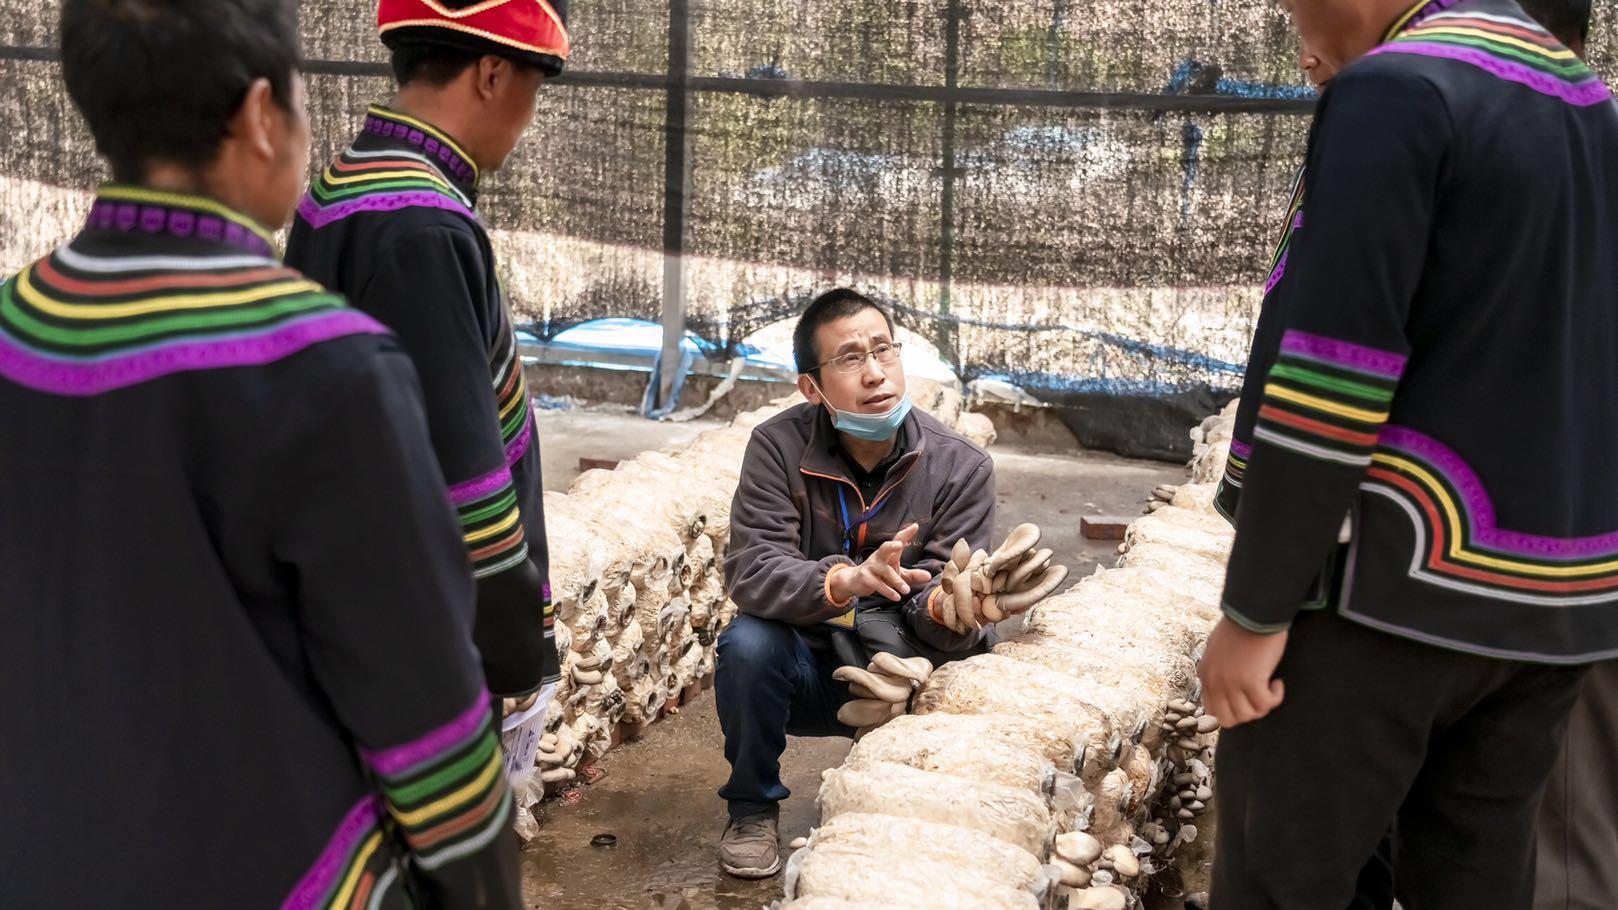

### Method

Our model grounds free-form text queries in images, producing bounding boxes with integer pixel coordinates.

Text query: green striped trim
[1221,603,1293,635]
[1397,31,1592,76]
[3,283,342,351]
[1267,362,1397,404]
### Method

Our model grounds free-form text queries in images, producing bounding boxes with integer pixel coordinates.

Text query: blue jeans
[715,614,854,819]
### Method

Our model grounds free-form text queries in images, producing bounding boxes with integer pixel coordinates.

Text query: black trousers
[1212,608,1587,910]
[1535,660,1618,909]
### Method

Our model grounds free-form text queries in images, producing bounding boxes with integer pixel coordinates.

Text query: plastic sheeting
[11,2,1613,442]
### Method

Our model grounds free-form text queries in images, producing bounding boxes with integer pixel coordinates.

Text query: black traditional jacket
[288,106,559,695]
[1221,0,1618,662]
[0,187,521,907]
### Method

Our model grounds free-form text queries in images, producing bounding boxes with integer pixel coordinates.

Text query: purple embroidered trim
[1369,43,1612,106]
[0,310,386,396]
[505,405,536,466]
[297,191,476,230]
[1263,249,1289,296]
[1279,330,1408,380]
[1378,425,1618,559]
[1229,439,1253,460]
[279,795,382,910]
[448,465,515,506]
[361,689,492,778]
[363,113,478,185]
[86,199,274,258]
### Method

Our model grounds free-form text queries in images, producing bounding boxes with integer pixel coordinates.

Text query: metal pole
[657,0,692,411]
[936,0,963,366]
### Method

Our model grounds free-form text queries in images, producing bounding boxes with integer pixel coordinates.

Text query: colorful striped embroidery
[299,108,482,231]
[1382,0,1464,41]
[492,328,533,452]
[1264,168,1306,297]
[1362,426,1618,605]
[299,151,475,230]
[1214,439,1251,523]
[361,106,480,187]
[1252,330,1405,466]
[88,185,277,258]
[0,195,384,396]
[360,690,514,869]
[450,464,531,580]
[280,797,400,910]
[1372,10,1612,106]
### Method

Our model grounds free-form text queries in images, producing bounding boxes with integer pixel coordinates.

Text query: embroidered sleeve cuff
[1220,602,1293,635]
[448,465,530,579]
[1253,330,1405,468]
[359,690,511,864]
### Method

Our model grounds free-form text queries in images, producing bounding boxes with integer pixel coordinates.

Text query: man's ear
[230,78,278,164]
[474,55,507,102]
[797,373,822,405]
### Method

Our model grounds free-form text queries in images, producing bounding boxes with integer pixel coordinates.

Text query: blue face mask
[810,379,914,442]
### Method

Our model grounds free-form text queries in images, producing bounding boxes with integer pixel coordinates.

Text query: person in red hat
[287,1,569,725]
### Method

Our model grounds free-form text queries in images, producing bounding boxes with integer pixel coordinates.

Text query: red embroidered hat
[378,0,570,77]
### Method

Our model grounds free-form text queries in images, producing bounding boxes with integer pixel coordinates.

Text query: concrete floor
[526,405,1188,910]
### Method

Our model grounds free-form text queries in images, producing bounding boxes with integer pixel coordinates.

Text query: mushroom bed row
[775,402,1240,910]
[511,379,996,837]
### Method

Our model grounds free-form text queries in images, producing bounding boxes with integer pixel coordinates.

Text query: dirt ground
[525,405,1189,910]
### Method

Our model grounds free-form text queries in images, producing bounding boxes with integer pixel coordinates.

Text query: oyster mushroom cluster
[832,653,934,736]
[937,523,1071,633]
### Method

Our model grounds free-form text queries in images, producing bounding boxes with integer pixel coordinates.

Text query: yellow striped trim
[366,106,480,183]
[1406,25,1579,59]
[391,751,503,827]
[1266,384,1390,425]
[1373,452,1618,576]
[497,388,526,420]
[322,166,453,190]
[379,18,569,59]
[1385,0,1435,40]
[96,185,277,249]
[329,830,384,910]
[15,265,320,320]
[464,507,522,544]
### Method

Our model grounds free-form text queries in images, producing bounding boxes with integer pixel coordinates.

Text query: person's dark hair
[1519,0,1593,45]
[60,0,300,183]
[793,288,896,375]
[389,42,490,88]
[388,42,551,88]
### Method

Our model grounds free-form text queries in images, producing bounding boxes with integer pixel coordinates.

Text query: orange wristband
[824,563,855,608]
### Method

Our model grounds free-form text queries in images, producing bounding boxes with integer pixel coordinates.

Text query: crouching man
[714,288,998,878]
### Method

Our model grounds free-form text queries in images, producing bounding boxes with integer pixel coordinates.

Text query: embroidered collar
[83,185,277,258]
[1383,0,1464,41]
[363,105,481,199]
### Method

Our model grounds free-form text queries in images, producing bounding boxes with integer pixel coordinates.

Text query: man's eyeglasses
[817,342,904,374]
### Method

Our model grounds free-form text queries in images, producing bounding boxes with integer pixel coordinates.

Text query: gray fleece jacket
[723,402,996,655]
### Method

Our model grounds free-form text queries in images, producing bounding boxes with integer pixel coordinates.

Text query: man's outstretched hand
[829,523,932,603]
[1198,617,1288,729]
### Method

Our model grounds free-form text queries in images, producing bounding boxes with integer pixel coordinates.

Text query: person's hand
[962,593,986,630]
[829,523,931,603]
[1197,617,1288,728]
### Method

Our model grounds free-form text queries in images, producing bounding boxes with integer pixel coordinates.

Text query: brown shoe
[718,810,781,879]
